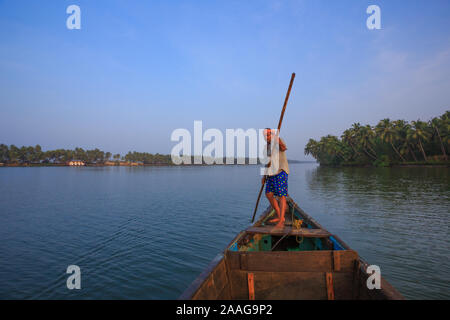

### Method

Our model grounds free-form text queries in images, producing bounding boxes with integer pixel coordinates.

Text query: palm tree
[409,121,431,161]
[430,117,447,161]
[323,135,343,160]
[341,129,361,160]
[305,139,320,159]
[394,120,418,162]
[375,118,406,161]
[0,144,9,163]
[352,123,377,160]
[33,145,43,163]
[440,111,450,153]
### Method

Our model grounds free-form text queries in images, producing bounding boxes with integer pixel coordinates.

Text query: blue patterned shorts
[265,170,288,197]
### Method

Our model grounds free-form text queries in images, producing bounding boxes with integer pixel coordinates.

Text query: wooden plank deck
[246,226,330,238]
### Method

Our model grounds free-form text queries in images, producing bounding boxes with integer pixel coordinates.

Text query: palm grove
[0,146,173,165]
[304,111,449,166]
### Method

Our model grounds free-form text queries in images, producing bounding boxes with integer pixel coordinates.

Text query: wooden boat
[180,197,404,300]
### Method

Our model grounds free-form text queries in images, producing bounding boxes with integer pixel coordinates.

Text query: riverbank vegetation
[0,146,173,166]
[305,111,449,167]
[0,146,261,166]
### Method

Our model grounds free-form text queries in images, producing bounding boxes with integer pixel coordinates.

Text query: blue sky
[0,0,449,160]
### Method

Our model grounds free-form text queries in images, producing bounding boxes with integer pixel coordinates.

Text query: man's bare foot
[274,220,285,228]
[268,218,280,224]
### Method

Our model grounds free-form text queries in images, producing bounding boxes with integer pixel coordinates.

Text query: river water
[0,164,448,299]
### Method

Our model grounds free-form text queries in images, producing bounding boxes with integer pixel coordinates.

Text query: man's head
[263,128,272,142]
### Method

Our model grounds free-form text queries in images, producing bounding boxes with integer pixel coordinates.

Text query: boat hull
[180,197,403,300]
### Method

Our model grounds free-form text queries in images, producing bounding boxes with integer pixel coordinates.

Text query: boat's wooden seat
[246,226,330,238]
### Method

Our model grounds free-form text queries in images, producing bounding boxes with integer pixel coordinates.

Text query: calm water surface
[0,164,448,299]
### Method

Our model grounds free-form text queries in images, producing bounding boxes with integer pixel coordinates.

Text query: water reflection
[303,165,449,299]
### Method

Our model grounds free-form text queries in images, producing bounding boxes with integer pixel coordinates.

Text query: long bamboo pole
[251,73,295,222]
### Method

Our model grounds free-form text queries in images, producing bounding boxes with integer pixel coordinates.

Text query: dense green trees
[0,146,249,166]
[0,145,110,164]
[0,146,173,165]
[305,111,449,166]
[123,151,172,164]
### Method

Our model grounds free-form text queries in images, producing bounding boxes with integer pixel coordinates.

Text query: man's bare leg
[265,192,280,223]
[275,196,286,228]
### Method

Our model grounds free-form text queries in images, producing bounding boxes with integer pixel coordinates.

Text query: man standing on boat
[262,128,289,228]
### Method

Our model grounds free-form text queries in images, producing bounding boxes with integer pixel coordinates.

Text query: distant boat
[180,197,404,300]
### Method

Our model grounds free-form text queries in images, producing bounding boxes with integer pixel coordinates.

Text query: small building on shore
[68,160,85,166]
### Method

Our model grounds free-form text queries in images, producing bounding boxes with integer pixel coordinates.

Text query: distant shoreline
[0,160,316,168]
[3,161,448,168]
